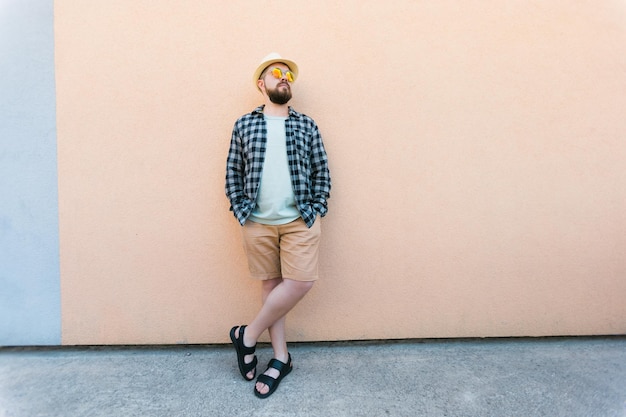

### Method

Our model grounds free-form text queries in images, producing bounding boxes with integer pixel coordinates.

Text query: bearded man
[225,53,331,398]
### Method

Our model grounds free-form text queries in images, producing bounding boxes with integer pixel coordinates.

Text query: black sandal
[254,353,292,399]
[229,325,257,381]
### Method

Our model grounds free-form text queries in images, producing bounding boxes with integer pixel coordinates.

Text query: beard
[267,84,292,105]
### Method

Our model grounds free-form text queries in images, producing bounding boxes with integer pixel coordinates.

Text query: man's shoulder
[241,105,264,119]
[234,106,264,126]
[288,107,318,127]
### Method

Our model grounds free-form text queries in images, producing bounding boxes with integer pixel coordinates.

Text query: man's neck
[263,101,289,117]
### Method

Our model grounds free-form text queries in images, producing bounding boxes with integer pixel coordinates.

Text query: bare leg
[262,279,289,362]
[242,278,314,395]
[244,278,314,345]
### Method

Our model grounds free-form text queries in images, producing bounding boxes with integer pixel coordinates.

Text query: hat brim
[253,58,299,91]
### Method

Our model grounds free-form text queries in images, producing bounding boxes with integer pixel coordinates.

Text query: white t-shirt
[249,115,300,225]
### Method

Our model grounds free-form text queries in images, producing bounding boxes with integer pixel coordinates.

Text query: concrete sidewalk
[1,337,625,417]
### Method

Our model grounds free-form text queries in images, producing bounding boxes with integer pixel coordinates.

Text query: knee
[286,279,315,296]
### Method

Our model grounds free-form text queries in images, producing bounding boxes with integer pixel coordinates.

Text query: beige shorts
[241,217,321,281]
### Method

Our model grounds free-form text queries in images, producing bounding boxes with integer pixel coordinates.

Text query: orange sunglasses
[270,67,295,83]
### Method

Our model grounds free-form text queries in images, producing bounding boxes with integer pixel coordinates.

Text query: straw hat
[253,52,299,91]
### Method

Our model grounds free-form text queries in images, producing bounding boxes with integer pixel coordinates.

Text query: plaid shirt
[225,105,331,228]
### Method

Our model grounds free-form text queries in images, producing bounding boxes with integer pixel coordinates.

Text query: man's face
[260,63,293,105]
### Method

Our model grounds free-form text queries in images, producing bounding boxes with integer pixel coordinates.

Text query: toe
[255,382,269,395]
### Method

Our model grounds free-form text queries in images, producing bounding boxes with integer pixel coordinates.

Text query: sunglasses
[270,67,295,83]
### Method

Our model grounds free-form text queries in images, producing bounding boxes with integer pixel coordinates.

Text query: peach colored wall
[56,0,626,345]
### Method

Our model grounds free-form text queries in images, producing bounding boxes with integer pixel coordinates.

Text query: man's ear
[257,79,265,93]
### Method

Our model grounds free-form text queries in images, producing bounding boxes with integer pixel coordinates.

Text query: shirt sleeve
[310,122,331,217]
[225,122,249,225]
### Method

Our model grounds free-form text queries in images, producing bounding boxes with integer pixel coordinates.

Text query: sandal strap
[266,357,289,373]
[256,373,277,386]
[243,355,258,373]
[238,325,256,355]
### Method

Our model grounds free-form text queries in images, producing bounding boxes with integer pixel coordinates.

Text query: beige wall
[56,0,626,345]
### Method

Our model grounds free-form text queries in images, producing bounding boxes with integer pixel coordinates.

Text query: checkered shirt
[225,105,331,228]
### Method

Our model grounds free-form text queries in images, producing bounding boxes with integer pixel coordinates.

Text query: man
[225,53,331,398]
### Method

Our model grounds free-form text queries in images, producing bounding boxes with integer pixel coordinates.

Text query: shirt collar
[252,105,302,119]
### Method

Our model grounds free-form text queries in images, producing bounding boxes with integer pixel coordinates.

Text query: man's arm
[225,125,249,224]
[309,123,331,217]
